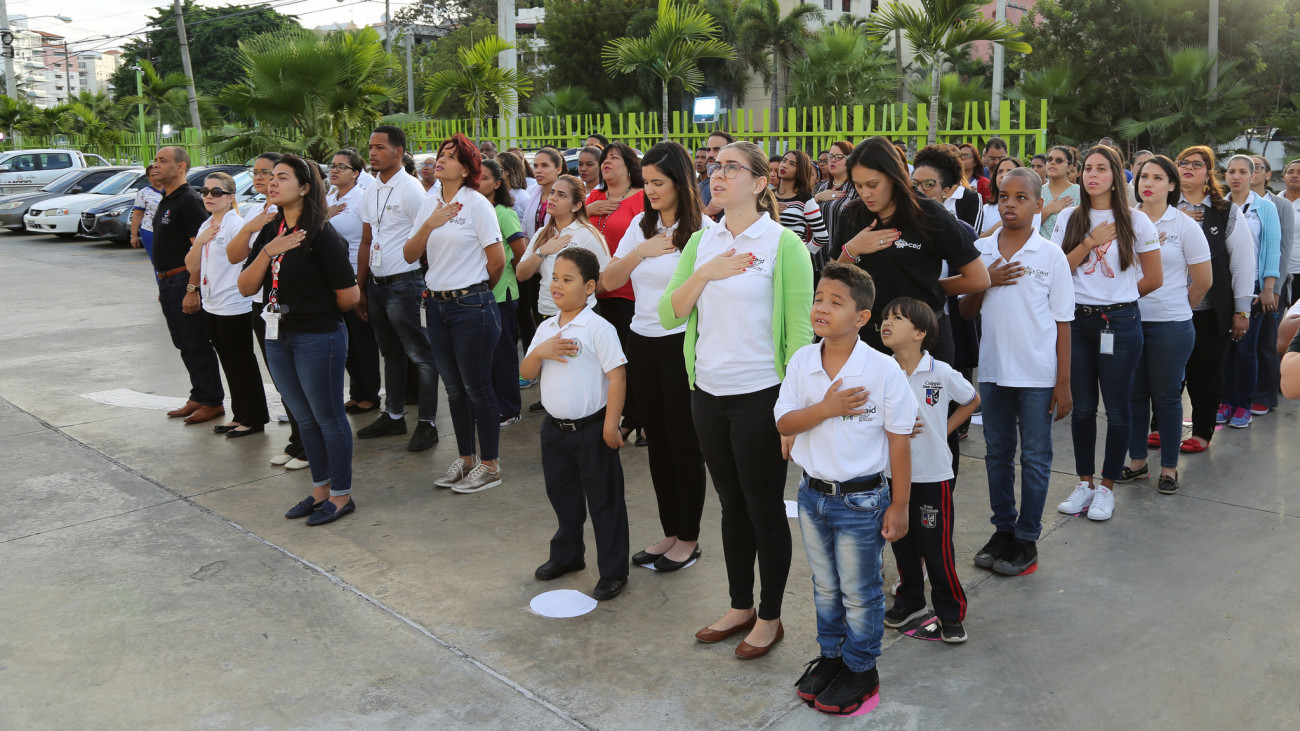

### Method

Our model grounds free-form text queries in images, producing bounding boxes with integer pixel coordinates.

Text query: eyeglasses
[828,154,847,162]
[252,169,272,177]
[959,152,974,160]
[707,162,760,180]
[1176,160,1207,170]
[197,187,232,198]
[1253,165,1268,173]
[1047,156,1068,164]
[911,179,941,191]
[328,164,355,172]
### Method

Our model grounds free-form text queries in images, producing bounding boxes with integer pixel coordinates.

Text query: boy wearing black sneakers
[775,263,916,715]
[958,168,1074,576]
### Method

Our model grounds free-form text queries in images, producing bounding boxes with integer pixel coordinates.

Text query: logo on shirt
[894,238,922,250]
[747,254,769,273]
[924,380,942,406]
[920,504,938,529]
[841,402,877,422]
[1209,226,1220,236]
[159,210,171,227]
[566,336,585,360]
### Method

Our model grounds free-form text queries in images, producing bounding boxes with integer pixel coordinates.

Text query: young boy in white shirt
[878,297,980,643]
[520,247,631,601]
[958,168,1074,576]
[775,262,915,716]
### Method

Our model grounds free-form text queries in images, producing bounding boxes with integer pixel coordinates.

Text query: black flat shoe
[534,560,585,581]
[285,495,323,519]
[346,402,378,414]
[213,423,240,434]
[306,498,355,526]
[225,424,265,439]
[593,577,628,601]
[528,401,545,412]
[653,545,701,572]
[634,429,648,447]
[631,549,664,566]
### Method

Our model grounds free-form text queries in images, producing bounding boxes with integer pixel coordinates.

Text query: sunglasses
[197,187,232,198]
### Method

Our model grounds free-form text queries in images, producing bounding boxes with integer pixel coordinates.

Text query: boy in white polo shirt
[776,263,915,716]
[958,168,1074,577]
[520,247,631,602]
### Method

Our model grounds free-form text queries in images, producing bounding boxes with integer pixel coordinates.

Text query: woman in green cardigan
[659,141,814,659]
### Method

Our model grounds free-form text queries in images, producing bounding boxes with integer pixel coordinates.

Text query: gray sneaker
[451,461,503,494]
[434,459,471,488]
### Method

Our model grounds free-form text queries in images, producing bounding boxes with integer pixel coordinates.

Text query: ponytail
[758,187,779,221]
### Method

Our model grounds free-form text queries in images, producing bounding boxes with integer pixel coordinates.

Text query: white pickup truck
[0,149,112,196]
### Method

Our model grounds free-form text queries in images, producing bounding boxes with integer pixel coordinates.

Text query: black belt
[426,281,489,301]
[1075,301,1137,316]
[369,270,423,287]
[806,472,884,495]
[550,408,606,432]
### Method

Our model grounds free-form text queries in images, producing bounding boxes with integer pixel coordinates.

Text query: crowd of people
[131,127,1300,716]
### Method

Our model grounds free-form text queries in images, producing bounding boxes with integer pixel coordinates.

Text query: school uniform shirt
[356,170,376,190]
[246,222,356,333]
[510,186,530,231]
[774,340,916,482]
[523,221,610,317]
[151,183,207,271]
[522,184,551,240]
[587,189,645,301]
[970,229,1074,387]
[326,185,365,272]
[1051,207,1161,306]
[527,305,628,420]
[614,212,713,337]
[888,353,976,483]
[978,201,1041,235]
[358,168,426,278]
[943,184,980,228]
[133,185,163,233]
[492,204,526,303]
[1288,195,1300,275]
[409,186,502,291]
[1137,206,1211,323]
[1039,182,1079,238]
[198,212,253,316]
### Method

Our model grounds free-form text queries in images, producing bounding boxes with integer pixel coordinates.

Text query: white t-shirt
[523,221,610,316]
[1137,206,1211,322]
[198,212,253,316]
[241,202,278,304]
[1289,195,1300,275]
[326,184,365,273]
[1051,207,1161,306]
[410,186,503,291]
[527,306,628,420]
[693,214,782,396]
[358,168,426,277]
[774,340,916,482]
[614,212,713,337]
[356,170,375,190]
[889,354,976,483]
[970,229,1075,387]
[522,184,551,240]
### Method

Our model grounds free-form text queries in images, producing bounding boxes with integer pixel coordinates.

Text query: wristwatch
[1234,311,1249,318]
[186,284,200,294]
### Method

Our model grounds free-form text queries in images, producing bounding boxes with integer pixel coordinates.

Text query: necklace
[595,187,631,236]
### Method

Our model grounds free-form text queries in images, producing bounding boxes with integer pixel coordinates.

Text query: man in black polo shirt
[152,146,224,424]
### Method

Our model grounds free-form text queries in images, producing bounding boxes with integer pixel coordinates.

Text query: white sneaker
[285,457,310,470]
[270,453,293,466]
[1087,486,1115,521]
[1058,482,1095,514]
[451,462,503,494]
[434,459,471,488]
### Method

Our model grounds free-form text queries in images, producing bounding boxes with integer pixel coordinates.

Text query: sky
[7,0,390,52]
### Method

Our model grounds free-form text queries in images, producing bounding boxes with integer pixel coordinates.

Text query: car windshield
[42,171,87,194]
[89,170,144,195]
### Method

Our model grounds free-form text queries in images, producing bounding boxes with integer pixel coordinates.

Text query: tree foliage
[539,0,658,104]
[736,0,822,123]
[1116,46,1253,152]
[424,35,533,141]
[787,24,898,114]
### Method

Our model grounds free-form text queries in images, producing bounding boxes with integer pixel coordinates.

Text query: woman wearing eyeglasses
[1039,146,1080,238]
[911,145,981,229]
[957,143,992,205]
[186,172,268,439]
[812,141,857,271]
[326,149,380,415]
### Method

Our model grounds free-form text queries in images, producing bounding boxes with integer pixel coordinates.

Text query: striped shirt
[776,192,829,254]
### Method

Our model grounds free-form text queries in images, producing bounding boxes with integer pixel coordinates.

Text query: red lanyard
[267,221,292,308]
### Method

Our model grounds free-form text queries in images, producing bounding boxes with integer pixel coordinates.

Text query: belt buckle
[559,421,577,432]
[824,479,842,495]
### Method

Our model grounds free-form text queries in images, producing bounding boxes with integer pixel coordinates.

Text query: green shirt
[491,204,523,303]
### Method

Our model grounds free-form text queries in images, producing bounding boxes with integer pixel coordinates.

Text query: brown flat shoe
[184,405,226,424]
[694,613,757,644]
[167,400,200,418]
[735,621,783,660]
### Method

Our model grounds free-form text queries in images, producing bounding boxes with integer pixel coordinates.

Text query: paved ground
[1,231,1297,729]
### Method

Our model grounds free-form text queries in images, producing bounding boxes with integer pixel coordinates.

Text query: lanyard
[267,221,292,309]
[534,194,546,232]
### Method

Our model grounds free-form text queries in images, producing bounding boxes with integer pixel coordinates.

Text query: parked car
[0,149,112,196]
[80,165,253,244]
[0,166,136,231]
[24,169,148,237]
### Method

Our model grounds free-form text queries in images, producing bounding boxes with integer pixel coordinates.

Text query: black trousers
[158,272,223,406]
[1186,309,1230,442]
[595,297,640,431]
[891,479,967,622]
[517,272,541,350]
[540,418,629,580]
[627,332,706,541]
[252,302,304,457]
[343,309,381,404]
[203,311,268,427]
[692,384,791,620]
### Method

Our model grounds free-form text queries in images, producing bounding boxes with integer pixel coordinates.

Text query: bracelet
[265,248,275,260]
[633,246,644,262]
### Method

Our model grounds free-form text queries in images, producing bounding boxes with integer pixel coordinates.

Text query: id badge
[1099,329,1114,355]
[370,245,382,268]
[262,307,281,340]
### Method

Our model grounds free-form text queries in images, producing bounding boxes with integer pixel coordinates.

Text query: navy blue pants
[890,479,967,622]
[540,417,629,580]
[158,271,223,406]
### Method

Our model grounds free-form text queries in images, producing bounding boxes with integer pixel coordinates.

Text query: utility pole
[497,0,516,146]
[991,0,1006,127]
[1,0,17,99]
[173,0,202,132]
[405,29,414,114]
[61,39,71,103]
[383,0,392,53]
[1208,0,1219,99]
[135,66,145,141]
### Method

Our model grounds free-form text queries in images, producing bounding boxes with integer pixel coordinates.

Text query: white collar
[811,339,870,378]
[991,227,1045,253]
[715,213,777,241]
[555,305,597,329]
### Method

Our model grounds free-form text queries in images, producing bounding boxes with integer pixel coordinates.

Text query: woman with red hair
[404,134,509,494]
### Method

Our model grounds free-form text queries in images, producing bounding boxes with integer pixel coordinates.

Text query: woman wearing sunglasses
[1039,146,1080,237]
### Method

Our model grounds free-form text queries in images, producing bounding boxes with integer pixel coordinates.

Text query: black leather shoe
[345,401,378,414]
[634,429,648,447]
[593,577,628,601]
[284,495,323,519]
[225,424,265,439]
[357,414,407,439]
[652,545,701,572]
[213,423,239,434]
[528,400,545,412]
[631,550,663,566]
[534,560,585,581]
[407,421,439,451]
[306,498,355,526]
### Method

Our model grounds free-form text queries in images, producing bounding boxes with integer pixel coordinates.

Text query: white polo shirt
[694,214,782,396]
[409,185,503,291]
[1051,207,1161,305]
[614,212,713,337]
[970,229,1075,387]
[774,340,916,482]
[1289,195,1300,275]
[889,354,976,483]
[527,306,628,420]
[523,221,610,317]
[1138,205,1211,322]
[198,212,253,317]
[358,168,426,277]
[326,184,365,272]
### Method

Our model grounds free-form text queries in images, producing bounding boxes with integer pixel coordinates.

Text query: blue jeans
[797,477,890,673]
[425,287,502,460]
[1254,310,1282,409]
[265,323,353,496]
[981,384,1054,541]
[1129,319,1195,468]
[492,298,521,420]
[1221,309,1265,411]
[366,276,439,421]
[1071,304,1143,481]
[140,229,153,259]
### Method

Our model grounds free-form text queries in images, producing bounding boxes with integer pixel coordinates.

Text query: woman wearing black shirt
[239,155,361,526]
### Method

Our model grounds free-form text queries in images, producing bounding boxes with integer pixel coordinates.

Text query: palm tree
[64,104,122,156]
[735,0,822,128]
[700,0,755,112]
[602,0,735,141]
[0,96,29,145]
[529,86,601,117]
[1117,46,1252,153]
[122,60,189,138]
[906,71,988,129]
[867,0,1029,143]
[16,105,69,140]
[424,35,532,142]
[787,24,898,118]
[1008,65,1106,145]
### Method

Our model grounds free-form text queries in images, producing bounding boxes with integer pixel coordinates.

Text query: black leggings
[1186,309,1230,442]
[204,311,268,427]
[692,384,791,620]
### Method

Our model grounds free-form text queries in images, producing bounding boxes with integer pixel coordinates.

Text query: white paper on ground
[639,558,697,571]
[529,589,597,618]
[970,413,983,426]
[82,387,285,412]
[785,500,798,518]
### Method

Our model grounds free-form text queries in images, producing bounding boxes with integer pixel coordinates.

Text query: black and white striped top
[776,192,829,255]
